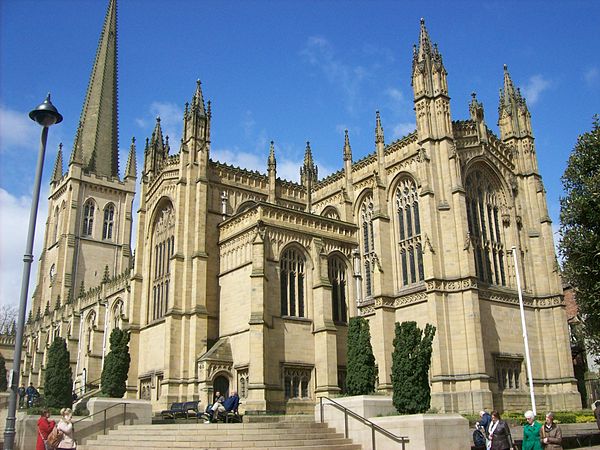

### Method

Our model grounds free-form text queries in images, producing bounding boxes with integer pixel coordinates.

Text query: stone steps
[79,420,362,450]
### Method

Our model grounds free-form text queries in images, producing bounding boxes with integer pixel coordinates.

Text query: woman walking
[36,409,55,450]
[522,410,543,450]
[489,410,512,450]
[56,407,77,449]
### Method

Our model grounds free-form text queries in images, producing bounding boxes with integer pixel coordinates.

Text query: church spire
[51,144,64,184]
[73,0,119,178]
[268,140,277,170]
[191,79,206,117]
[125,137,137,180]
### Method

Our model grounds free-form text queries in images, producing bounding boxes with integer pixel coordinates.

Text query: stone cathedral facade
[22,0,581,414]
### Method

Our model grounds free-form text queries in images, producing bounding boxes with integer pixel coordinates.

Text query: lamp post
[3,94,62,450]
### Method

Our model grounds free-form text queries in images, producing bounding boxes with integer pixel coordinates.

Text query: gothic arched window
[52,206,60,243]
[280,247,305,318]
[102,204,115,240]
[150,202,175,322]
[359,195,375,298]
[82,199,95,237]
[395,179,424,287]
[328,255,347,323]
[465,168,507,286]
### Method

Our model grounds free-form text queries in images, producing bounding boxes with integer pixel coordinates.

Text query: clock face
[49,264,56,282]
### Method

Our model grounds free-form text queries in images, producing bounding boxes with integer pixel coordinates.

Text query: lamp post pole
[3,94,62,450]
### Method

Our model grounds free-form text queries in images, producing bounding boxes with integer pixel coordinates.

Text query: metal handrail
[73,401,128,435]
[319,396,409,450]
[73,377,101,398]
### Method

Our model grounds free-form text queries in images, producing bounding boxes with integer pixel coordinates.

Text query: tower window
[102,204,115,240]
[280,247,306,318]
[82,199,95,237]
[150,203,175,322]
[359,195,375,298]
[395,179,424,287]
[328,255,347,323]
[465,168,507,286]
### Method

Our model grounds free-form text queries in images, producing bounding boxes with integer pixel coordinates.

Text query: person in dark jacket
[477,410,492,434]
[489,410,511,450]
[594,400,600,431]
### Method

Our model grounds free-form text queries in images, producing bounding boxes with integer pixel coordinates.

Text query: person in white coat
[57,407,77,449]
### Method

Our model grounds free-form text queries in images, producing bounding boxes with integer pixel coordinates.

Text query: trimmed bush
[44,337,73,409]
[346,317,377,395]
[0,353,7,392]
[101,328,131,398]
[391,321,436,414]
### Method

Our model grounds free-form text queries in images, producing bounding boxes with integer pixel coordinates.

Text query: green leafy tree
[44,337,73,408]
[560,116,600,363]
[0,353,7,392]
[391,321,436,414]
[346,316,377,395]
[101,328,131,398]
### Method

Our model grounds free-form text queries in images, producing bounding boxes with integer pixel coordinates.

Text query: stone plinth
[315,395,469,450]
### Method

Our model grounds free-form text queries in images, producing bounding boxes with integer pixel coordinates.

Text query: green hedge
[463,410,596,426]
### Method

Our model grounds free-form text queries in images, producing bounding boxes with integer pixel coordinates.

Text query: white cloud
[135,101,183,148]
[0,105,39,151]
[0,187,47,310]
[301,36,368,114]
[391,122,416,139]
[521,75,552,105]
[584,67,599,86]
[386,88,405,103]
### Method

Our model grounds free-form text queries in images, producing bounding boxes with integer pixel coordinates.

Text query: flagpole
[512,246,536,415]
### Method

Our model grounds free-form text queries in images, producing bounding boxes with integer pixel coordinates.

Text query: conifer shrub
[346,316,377,395]
[391,321,436,414]
[101,328,131,398]
[0,353,7,392]
[44,337,73,408]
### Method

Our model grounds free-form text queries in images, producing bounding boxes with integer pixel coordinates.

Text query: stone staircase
[79,419,362,450]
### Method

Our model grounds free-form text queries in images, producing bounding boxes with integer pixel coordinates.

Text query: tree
[391,321,436,414]
[346,316,377,395]
[560,116,600,363]
[44,337,73,408]
[101,328,131,398]
[0,353,7,392]
[0,304,17,334]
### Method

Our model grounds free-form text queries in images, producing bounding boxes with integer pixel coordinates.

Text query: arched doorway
[213,375,230,397]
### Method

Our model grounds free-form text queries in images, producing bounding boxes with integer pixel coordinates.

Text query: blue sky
[1,0,599,308]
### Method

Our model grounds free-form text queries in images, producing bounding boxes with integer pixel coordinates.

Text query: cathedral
[23,0,581,414]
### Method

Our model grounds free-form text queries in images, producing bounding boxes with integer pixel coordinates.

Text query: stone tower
[29,0,135,381]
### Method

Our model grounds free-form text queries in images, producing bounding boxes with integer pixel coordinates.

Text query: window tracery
[280,247,305,318]
[328,255,347,323]
[395,179,424,287]
[102,204,115,240]
[465,168,507,286]
[82,199,95,237]
[359,195,375,298]
[151,204,175,322]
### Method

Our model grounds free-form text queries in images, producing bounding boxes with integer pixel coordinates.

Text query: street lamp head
[29,93,63,127]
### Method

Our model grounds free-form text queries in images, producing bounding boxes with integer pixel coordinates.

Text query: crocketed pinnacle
[69,121,84,165]
[300,141,318,185]
[412,18,446,80]
[125,137,137,179]
[499,64,528,117]
[375,111,385,144]
[469,92,484,122]
[268,141,276,169]
[150,116,165,154]
[343,130,352,161]
[191,79,206,116]
[51,143,64,184]
[73,0,119,178]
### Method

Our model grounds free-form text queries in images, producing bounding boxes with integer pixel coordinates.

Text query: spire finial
[268,140,276,169]
[375,110,385,144]
[191,78,206,116]
[343,129,352,161]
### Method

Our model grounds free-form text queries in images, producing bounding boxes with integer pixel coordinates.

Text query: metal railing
[74,402,128,435]
[73,377,101,399]
[319,396,409,450]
